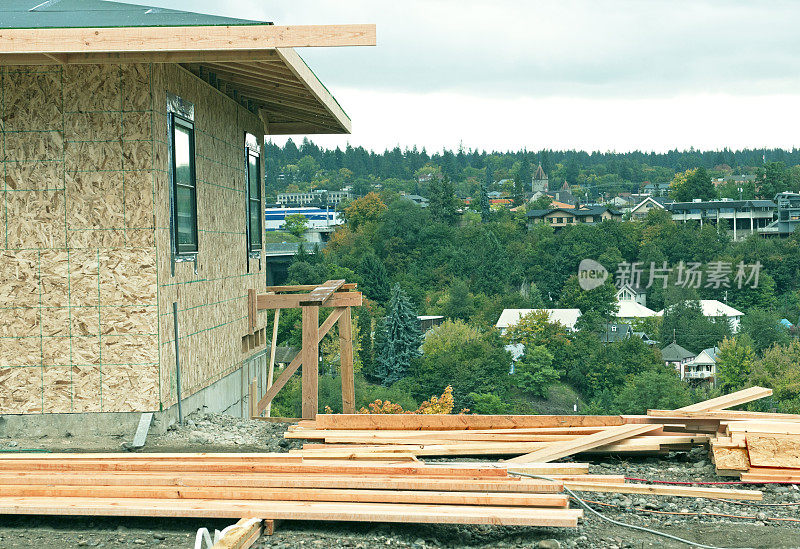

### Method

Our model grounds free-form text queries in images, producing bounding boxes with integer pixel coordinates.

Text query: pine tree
[360,253,390,304]
[429,175,459,224]
[375,284,423,386]
[480,182,490,223]
[513,156,531,206]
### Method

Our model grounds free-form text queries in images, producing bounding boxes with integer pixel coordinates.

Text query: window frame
[244,134,263,256]
[168,112,199,259]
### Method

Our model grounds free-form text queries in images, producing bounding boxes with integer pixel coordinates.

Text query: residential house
[661,343,696,379]
[615,300,657,323]
[601,323,632,343]
[403,194,430,208]
[526,206,623,230]
[265,207,343,243]
[629,196,674,221]
[684,347,719,384]
[633,332,658,346]
[0,1,369,417]
[656,300,744,333]
[615,283,647,307]
[418,315,445,333]
[496,309,582,334]
[666,198,776,240]
[643,182,671,196]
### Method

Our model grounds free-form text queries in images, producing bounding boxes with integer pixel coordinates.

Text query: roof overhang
[0,24,376,134]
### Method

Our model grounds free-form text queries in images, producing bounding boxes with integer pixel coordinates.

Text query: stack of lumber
[290,386,797,486]
[0,453,584,527]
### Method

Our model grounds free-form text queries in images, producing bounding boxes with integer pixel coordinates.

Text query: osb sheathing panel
[0,64,159,414]
[747,435,800,469]
[154,64,267,409]
[712,445,750,472]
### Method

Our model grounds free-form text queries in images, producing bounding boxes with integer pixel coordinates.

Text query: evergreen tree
[374,284,423,386]
[429,175,459,224]
[359,253,390,304]
[513,156,531,206]
[480,182,490,222]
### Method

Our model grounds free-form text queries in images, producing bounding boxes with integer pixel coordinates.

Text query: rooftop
[661,342,696,361]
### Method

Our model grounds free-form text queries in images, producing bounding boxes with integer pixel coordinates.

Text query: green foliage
[281,213,308,237]
[374,284,423,386]
[441,279,476,321]
[559,277,618,319]
[591,368,692,414]
[670,167,716,202]
[659,300,732,353]
[716,336,756,392]
[479,182,491,222]
[739,307,790,354]
[530,194,554,210]
[467,392,510,414]
[429,174,460,224]
[359,253,390,304]
[748,340,800,413]
[513,345,559,398]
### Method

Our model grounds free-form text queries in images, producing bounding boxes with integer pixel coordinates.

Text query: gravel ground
[1,412,799,549]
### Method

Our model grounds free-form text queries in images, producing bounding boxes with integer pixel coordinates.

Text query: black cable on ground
[507,471,755,549]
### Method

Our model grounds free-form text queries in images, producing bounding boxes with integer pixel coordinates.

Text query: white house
[684,347,719,384]
[615,300,658,323]
[656,300,744,333]
[615,283,648,306]
[496,308,582,334]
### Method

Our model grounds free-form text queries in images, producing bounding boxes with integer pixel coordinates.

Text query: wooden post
[339,307,355,414]
[266,309,280,417]
[301,306,319,419]
[248,289,257,334]
[248,378,257,419]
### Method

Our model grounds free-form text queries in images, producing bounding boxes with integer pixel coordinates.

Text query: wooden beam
[311,414,625,431]
[676,386,772,412]
[248,289,257,334]
[506,424,662,464]
[266,283,357,293]
[0,498,583,527]
[258,109,271,136]
[212,518,271,549]
[248,379,258,419]
[256,291,362,310]
[301,306,320,419]
[0,49,282,66]
[339,308,355,414]
[265,309,280,417]
[0,25,377,55]
[300,280,346,306]
[562,482,762,500]
[647,409,800,421]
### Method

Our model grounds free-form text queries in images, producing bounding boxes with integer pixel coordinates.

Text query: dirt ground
[2,412,799,549]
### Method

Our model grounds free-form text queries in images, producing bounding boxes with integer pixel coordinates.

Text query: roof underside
[2,0,269,28]
[0,1,353,134]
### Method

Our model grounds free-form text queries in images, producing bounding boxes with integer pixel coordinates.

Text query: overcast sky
[145,0,800,153]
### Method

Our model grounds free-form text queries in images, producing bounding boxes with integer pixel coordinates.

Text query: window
[169,113,198,256]
[245,134,263,254]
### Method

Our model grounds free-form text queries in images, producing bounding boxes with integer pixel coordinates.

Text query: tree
[374,284,423,386]
[602,369,692,414]
[429,174,459,224]
[754,161,790,199]
[559,276,618,319]
[359,254,390,304]
[748,340,800,413]
[479,182,491,223]
[513,156,531,206]
[670,167,716,202]
[740,308,790,355]
[282,213,308,237]
[715,336,756,392]
[442,279,475,321]
[530,194,553,210]
[659,300,732,353]
[343,192,387,230]
[513,344,559,398]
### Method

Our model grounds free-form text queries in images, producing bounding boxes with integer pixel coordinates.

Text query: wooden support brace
[248,289,257,334]
[300,279,346,306]
[248,378,258,419]
[301,306,320,419]
[339,307,355,414]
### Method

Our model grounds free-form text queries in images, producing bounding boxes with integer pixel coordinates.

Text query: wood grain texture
[746,435,800,468]
[311,415,625,431]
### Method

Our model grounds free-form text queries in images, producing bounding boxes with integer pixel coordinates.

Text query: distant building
[666,198,776,240]
[643,182,671,197]
[615,283,647,307]
[403,194,430,208]
[656,300,744,333]
[684,347,719,384]
[532,163,549,193]
[629,196,674,220]
[601,322,632,343]
[760,192,800,237]
[496,309,582,333]
[526,206,622,230]
[633,332,658,346]
[277,190,352,207]
[418,315,445,333]
[661,342,696,378]
[615,300,657,323]
[265,207,343,243]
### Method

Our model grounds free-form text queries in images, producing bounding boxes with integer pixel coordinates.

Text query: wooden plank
[257,292,362,311]
[677,386,772,412]
[266,284,357,293]
[728,422,800,436]
[746,434,800,468]
[339,308,355,414]
[0,498,583,527]
[647,409,800,422]
[312,415,625,431]
[294,442,553,457]
[265,309,280,417]
[0,485,569,508]
[320,434,581,444]
[0,472,564,493]
[299,280,346,306]
[248,289,257,334]
[212,518,269,549]
[710,446,750,472]
[248,378,258,419]
[286,427,608,440]
[301,306,320,420]
[0,25,377,55]
[506,424,662,464]
[562,482,762,500]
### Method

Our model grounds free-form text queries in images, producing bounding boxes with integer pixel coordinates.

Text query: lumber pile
[290,386,798,486]
[0,453,583,527]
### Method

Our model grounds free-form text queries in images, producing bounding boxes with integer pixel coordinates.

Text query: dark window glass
[170,115,198,255]
[246,149,262,252]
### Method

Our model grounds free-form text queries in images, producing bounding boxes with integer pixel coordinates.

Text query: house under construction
[0,0,374,424]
